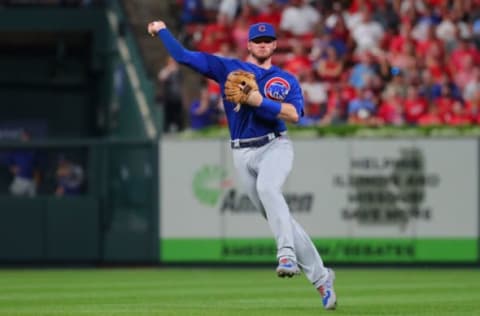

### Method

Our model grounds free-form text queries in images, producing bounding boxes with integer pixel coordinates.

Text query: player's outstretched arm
[147,20,210,75]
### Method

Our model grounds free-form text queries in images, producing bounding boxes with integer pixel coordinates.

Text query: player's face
[248,37,277,63]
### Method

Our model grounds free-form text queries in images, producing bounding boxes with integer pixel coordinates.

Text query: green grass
[0,268,479,315]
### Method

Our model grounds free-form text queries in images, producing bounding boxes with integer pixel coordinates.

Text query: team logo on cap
[264,77,290,101]
[258,24,266,32]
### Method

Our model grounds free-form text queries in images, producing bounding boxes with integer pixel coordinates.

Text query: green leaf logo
[193,165,228,206]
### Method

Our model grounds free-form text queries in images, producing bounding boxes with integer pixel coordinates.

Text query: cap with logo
[248,22,276,41]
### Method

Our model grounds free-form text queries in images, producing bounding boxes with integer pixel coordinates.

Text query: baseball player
[148,20,337,310]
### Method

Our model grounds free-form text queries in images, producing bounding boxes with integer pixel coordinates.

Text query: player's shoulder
[220,58,258,75]
[268,66,300,87]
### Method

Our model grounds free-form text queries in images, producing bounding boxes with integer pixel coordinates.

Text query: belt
[231,131,286,149]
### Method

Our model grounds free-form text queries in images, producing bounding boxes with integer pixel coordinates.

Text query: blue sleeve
[157,29,228,82]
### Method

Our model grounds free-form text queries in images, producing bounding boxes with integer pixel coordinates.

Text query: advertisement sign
[160,138,478,263]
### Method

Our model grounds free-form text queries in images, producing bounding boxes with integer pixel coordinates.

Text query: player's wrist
[259,98,282,117]
[247,91,263,106]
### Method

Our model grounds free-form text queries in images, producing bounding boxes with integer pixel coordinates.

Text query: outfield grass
[0,268,479,316]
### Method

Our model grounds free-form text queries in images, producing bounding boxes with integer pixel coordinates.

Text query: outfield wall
[160,138,479,264]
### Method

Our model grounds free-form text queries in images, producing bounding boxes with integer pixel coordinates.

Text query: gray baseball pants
[232,136,329,288]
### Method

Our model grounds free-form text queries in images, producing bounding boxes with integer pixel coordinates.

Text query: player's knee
[256,181,281,200]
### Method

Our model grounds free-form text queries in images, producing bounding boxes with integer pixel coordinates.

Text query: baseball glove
[224,70,259,109]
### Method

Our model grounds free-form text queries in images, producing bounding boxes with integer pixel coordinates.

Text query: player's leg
[255,138,298,267]
[257,139,337,308]
[232,141,298,276]
[231,148,264,217]
[289,216,328,286]
[288,193,337,309]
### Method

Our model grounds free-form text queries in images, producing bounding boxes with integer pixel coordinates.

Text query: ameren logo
[192,165,313,213]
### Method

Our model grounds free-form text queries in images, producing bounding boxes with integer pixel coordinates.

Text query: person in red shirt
[443,100,472,126]
[415,25,443,59]
[253,1,283,28]
[404,86,429,125]
[388,22,414,53]
[448,38,480,75]
[424,42,447,82]
[316,46,344,83]
[283,40,312,77]
[377,89,404,125]
[466,91,480,124]
[417,103,442,126]
[196,16,232,53]
[323,79,356,124]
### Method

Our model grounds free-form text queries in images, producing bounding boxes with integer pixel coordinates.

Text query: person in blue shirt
[148,20,337,310]
[54,155,84,196]
[7,130,39,197]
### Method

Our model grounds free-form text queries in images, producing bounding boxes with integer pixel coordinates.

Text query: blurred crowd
[156,0,480,132]
[0,130,85,197]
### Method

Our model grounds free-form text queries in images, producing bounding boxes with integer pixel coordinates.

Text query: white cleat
[318,268,337,310]
[276,257,301,278]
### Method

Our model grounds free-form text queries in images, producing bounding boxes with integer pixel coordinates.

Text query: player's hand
[148,21,166,37]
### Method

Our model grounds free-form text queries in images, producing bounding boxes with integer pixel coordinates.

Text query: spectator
[453,55,476,90]
[7,130,39,197]
[279,0,321,39]
[351,9,384,55]
[196,14,232,53]
[388,39,417,76]
[464,66,480,102]
[157,56,185,133]
[423,41,446,83]
[254,0,284,28]
[466,85,480,124]
[398,0,427,16]
[323,79,356,125]
[189,79,222,130]
[328,16,352,58]
[417,102,442,126]
[383,67,408,99]
[298,69,328,125]
[349,51,376,89]
[315,46,343,82]
[448,37,480,76]
[435,10,459,46]
[436,83,459,123]
[388,22,414,54]
[377,89,404,126]
[55,156,84,196]
[444,99,472,126]
[414,24,443,59]
[404,85,429,125]
[218,0,241,25]
[283,39,312,77]
[231,6,254,58]
[372,0,399,31]
[179,0,207,26]
[347,87,378,125]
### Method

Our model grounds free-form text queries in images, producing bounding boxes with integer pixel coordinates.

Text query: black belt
[231,131,285,149]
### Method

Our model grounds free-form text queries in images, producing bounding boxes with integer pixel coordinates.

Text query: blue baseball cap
[248,22,276,41]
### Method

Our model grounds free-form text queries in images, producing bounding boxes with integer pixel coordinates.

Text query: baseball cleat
[276,257,301,278]
[318,268,337,310]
